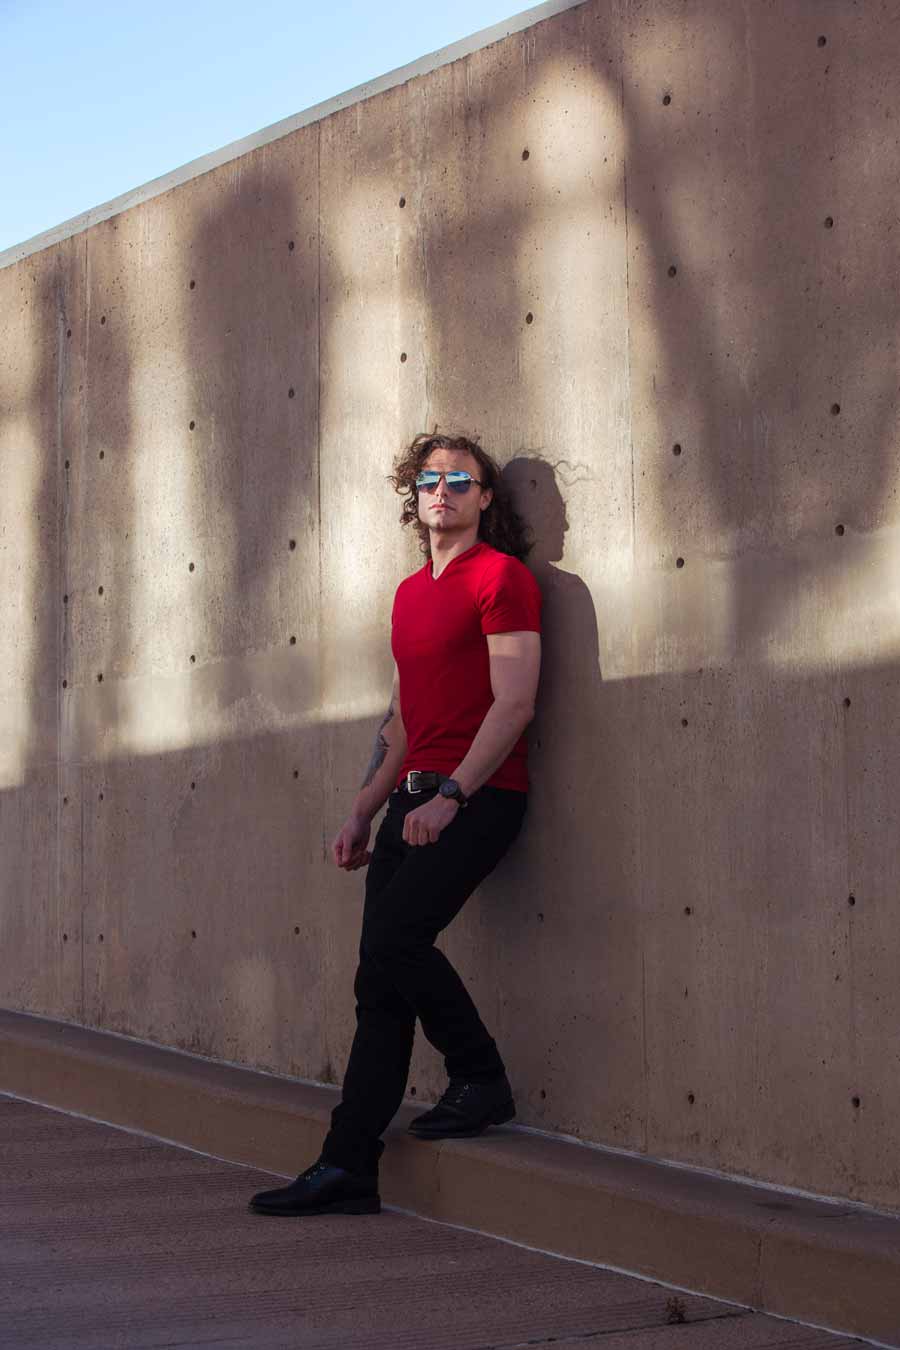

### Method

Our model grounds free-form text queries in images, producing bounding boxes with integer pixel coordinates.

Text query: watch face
[440,780,457,797]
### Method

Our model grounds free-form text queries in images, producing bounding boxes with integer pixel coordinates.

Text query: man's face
[417,448,493,538]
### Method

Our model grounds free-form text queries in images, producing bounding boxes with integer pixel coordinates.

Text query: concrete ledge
[2,1007,898,1348]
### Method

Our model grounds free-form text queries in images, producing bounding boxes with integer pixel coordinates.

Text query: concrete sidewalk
[0,1095,871,1350]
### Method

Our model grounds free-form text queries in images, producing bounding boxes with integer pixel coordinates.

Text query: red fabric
[391,540,542,793]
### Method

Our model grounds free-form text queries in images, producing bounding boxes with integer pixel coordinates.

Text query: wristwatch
[439,778,469,809]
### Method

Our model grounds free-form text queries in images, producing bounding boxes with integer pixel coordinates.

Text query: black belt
[397,770,451,794]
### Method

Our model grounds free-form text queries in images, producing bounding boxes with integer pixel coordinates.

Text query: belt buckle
[407,770,425,794]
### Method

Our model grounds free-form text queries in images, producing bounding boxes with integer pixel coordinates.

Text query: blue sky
[0,0,531,254]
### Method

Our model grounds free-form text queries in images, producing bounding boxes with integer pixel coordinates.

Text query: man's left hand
[402,794,460,846]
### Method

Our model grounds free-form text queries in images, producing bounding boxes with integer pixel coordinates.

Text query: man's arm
[351,662,408,823]
[450,631,541,798]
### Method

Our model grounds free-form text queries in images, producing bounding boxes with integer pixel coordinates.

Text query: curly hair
[388,429,535,562]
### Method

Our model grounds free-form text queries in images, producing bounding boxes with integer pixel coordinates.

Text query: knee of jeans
[363,925,429,971]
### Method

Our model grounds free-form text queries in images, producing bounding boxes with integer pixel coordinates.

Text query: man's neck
[429,528,481,576]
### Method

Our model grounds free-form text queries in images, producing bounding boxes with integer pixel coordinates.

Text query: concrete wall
[2,0,899,1212]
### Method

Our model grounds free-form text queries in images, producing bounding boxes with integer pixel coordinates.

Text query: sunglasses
[415,470,485,494]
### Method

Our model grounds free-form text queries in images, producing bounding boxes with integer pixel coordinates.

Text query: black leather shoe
[248,1158,380,1216]
[407,1074,515,1139]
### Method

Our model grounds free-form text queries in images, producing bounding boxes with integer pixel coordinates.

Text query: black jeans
[320,783,528,1176]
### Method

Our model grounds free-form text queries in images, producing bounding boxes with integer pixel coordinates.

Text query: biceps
[487,632,541,709]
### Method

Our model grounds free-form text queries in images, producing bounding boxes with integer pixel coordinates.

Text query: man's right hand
[331,813,373,870]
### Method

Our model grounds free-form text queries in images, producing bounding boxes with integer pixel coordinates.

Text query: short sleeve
[478,555,542,635]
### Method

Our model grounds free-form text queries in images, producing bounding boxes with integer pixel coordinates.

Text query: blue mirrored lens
[416,471,473,492]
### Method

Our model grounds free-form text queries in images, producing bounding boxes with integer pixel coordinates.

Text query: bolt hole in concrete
[400,352,407,362]
[848,895,856,907]
[668,264,677,276]
[835,523,844,535]
[522,147,530,159]
[288,240,295,250]
[831,402,841,414]
[818,34,827,46]
[676,557,684,568]
[825,215,834,228]
[672,442,682,455]
[662,93,671,105]
[525,311,534,324]
[399,196,406,207]
[189,279,196,289]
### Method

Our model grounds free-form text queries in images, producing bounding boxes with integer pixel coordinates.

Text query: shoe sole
[248,1196,381,1217]
[408,1097,516,1139]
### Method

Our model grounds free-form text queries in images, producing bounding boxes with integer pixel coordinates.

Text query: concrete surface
[0,1093,872,1350]
[2,1009,899,1347]
[1,0,900,1245]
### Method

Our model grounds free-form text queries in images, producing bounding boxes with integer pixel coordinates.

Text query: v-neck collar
[428,540,484,582]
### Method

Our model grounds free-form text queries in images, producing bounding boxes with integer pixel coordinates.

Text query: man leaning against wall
[249,429,543,1218]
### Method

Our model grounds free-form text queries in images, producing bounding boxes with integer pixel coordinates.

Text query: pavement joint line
[452,1310,752,1350]
[384,1203,888,1350]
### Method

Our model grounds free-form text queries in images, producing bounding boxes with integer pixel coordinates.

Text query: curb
[2,1007,897,1347]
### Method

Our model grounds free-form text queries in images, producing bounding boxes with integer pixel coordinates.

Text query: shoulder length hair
[388,430,534,562]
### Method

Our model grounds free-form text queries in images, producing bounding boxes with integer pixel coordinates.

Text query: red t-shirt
[392,540,542,792]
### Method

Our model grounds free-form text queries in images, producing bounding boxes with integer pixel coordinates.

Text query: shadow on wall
[427,451,644,1148]
[4,0,900,1214]
[395,0,900,1203]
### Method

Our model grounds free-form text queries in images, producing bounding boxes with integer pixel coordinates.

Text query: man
[249,431,542,1218]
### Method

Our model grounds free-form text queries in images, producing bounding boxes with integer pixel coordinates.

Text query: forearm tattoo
[361,699,395,788]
